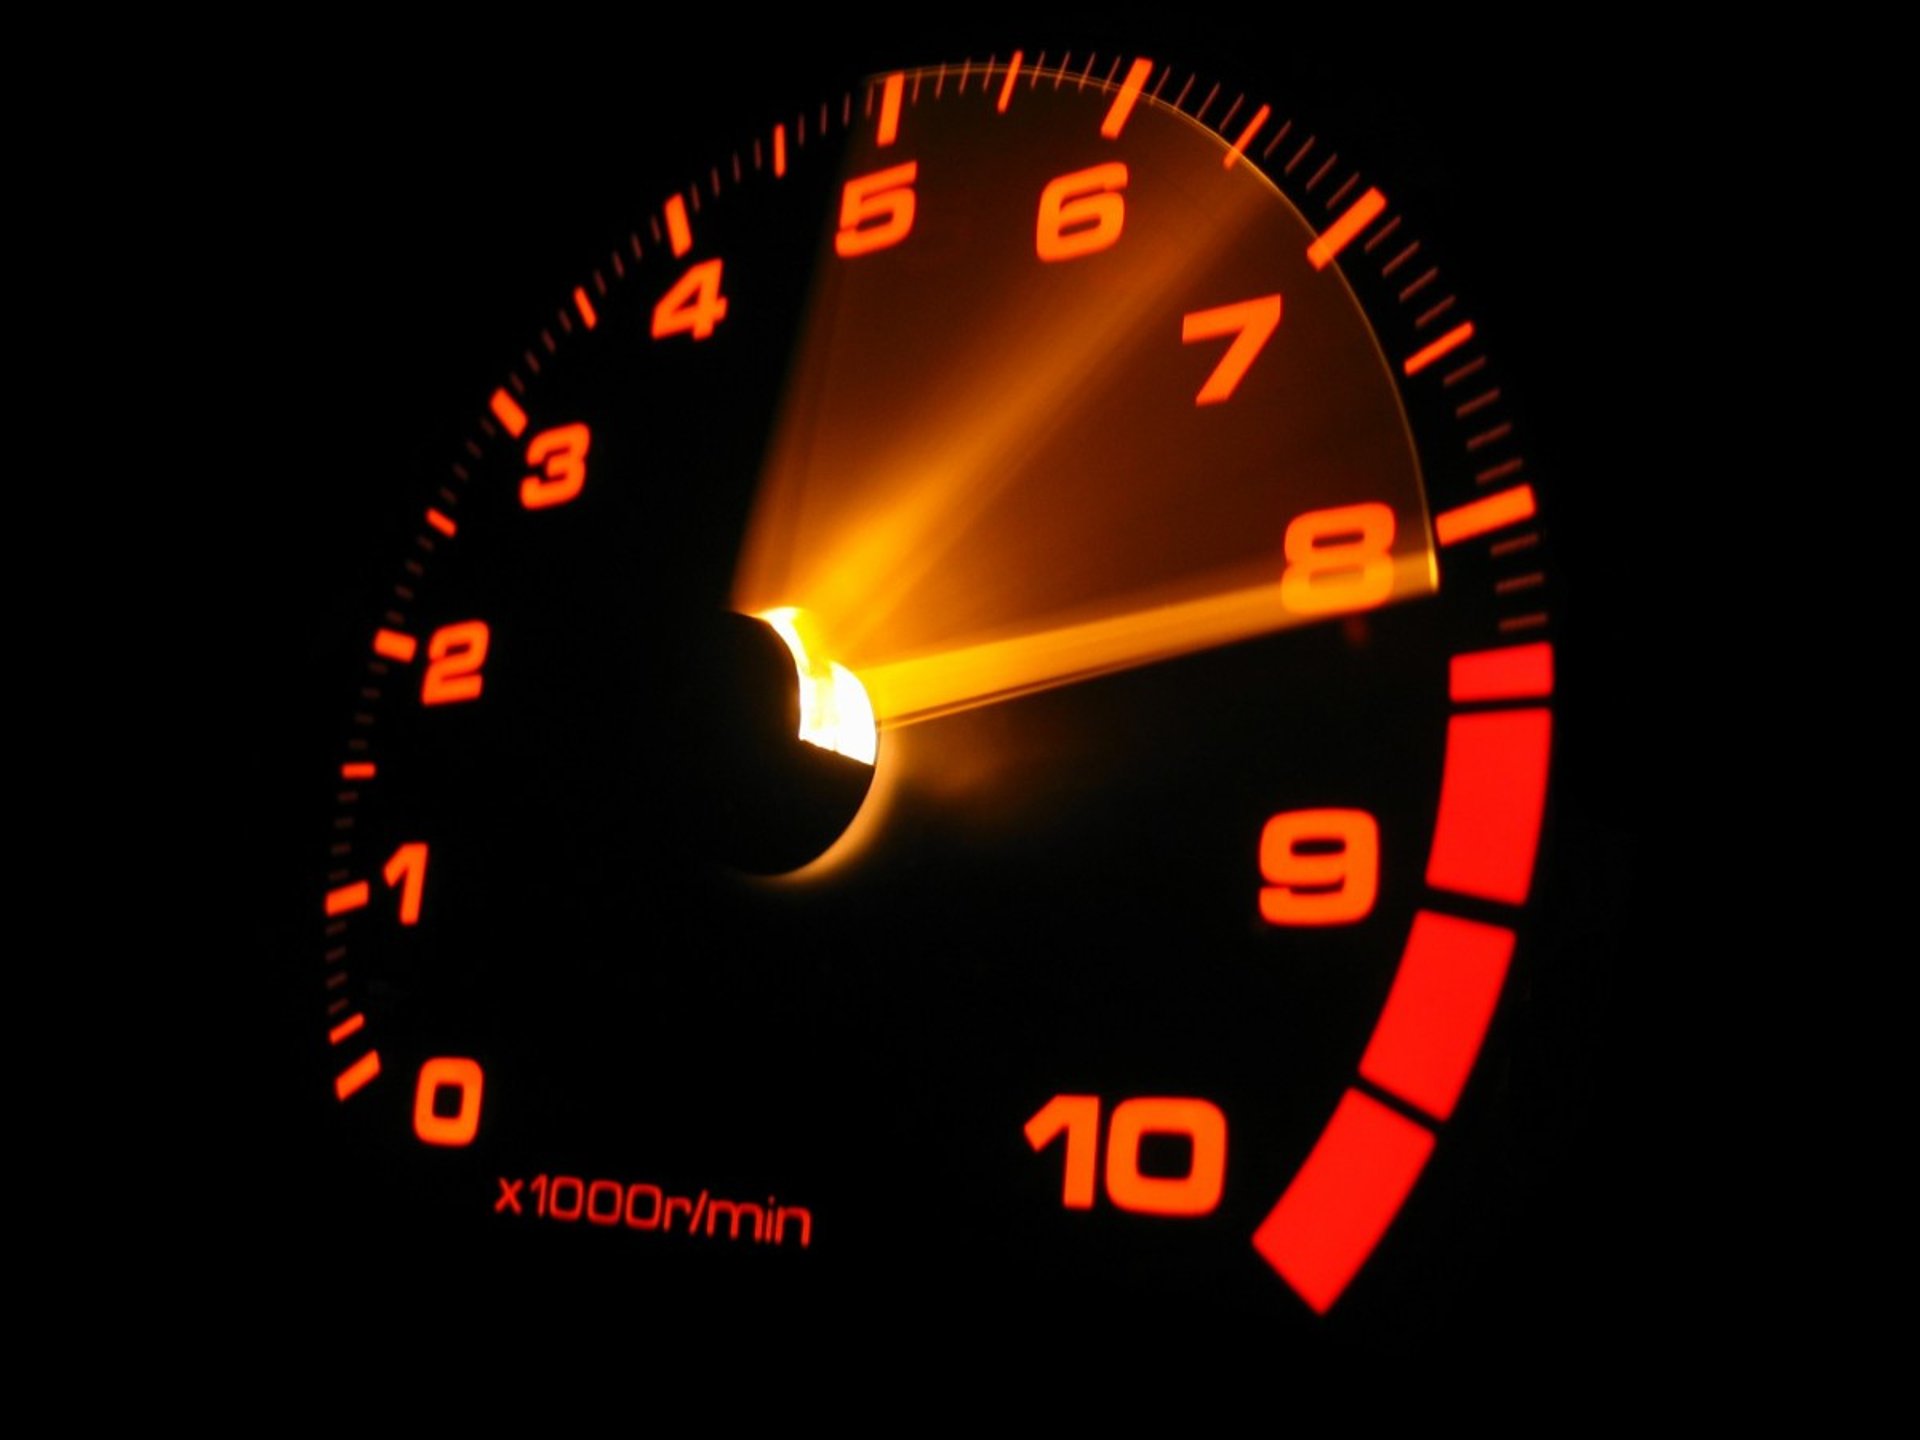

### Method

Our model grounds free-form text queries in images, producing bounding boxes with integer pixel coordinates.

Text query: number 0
[413,1057,483,1147]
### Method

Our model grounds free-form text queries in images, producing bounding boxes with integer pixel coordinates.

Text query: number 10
[1024,1094,1227,1217]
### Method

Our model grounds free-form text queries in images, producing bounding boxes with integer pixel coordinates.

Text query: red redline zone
[1252,1089,1434,1314]
[1450,641,1553,702]
[1359,910,1514,1123]
[1427,709,1551,905]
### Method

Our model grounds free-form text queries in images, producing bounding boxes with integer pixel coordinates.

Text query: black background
[233,10,1681,1371]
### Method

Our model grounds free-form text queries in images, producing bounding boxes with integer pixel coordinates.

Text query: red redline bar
[324,880,370,916]
[1404,321,1475,376]
[1449,641,1554,702]
[1359,910,1515,1123]
[1435,485,1537,545]
[1101,58,1153,138]
[1222,103,1270,169]
[1426,708,1552,905]
[997,52,1023,112]
[425,507,456,538]
[1306,187,1386,271]
[877,72,905,145]
[334,1050,381,1102]
[340,762,376,781]
[1252,1089,1435,1314]
[573,286,598,329]
[489,388,528,439]
[664,194,693,257]
[328,1013,366,1046]
[372,628,417,663]
[772,122,786,176]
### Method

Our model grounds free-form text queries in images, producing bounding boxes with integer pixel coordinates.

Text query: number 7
[1181,294,1282,405]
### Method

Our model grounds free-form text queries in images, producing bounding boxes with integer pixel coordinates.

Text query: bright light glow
[735,103,1431,729]
[854,561,1430,724]
[758,607,878,765]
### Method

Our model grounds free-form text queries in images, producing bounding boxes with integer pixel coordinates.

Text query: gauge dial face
[315,53,1556,1334]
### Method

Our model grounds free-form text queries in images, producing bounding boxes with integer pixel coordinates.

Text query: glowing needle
[856,552,1432,727]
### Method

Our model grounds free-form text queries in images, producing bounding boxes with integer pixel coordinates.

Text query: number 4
[652,259,728,341]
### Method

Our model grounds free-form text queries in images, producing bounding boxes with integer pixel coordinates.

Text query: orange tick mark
[997,52,1023,112]
[328,1013,366,1046]
[664,193,693,257]
[1222,104,1270,169]
[489,388,528,439]
[877,72,904,145]
[1101,57,1152,138]
[1306,187,1385,270]
[372,629,417,663]
[1435,485,1536,546]
[1404,321,1474,376]
[334,1051,381,1102]
[325,880,370,916]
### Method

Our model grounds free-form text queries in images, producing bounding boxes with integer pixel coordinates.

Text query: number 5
[836,162,919,258]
